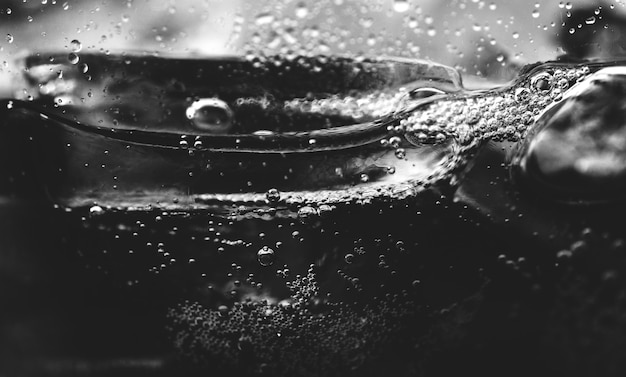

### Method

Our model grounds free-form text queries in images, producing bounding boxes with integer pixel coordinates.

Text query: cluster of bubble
[197,64,593,212]
[282,90,407,122]
[395,64,592,184]
[400,65,591,146]
[166,265,422,376]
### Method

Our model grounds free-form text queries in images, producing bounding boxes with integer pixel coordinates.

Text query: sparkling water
[3,50,626,376]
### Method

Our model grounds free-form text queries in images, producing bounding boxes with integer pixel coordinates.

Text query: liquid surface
[4,52,626,377]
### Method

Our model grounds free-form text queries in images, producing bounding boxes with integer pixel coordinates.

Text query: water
[3,52,626,376]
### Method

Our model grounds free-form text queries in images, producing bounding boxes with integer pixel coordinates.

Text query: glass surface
[2,1,626,376]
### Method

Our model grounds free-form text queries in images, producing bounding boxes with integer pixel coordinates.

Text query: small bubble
[255,12,275,25]
[297,205,319,224]
[89,205,103,216]
[532,9,540,18]
[79,63,88,73]
[295,2,308,18]
[530,72,553,92]
[6,34,13,43]
[585,16,596,25]
[257,246,275,267]
[555,77,569,90]
[514,87,531,102]
[344,253,355,264]
[218,305,229,315]
[389,136,402,148]
[512,31,519,39]
[266,188,281,203]
[395,148,406,159]
[393,0,410,13]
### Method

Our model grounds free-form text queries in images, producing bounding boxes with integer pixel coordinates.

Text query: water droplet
[6,34,13,43]
[185,98,234,133]
[70,39,82,52]
[393,0,410,12]
[89,205,103,216]
[512,31,519,39]
[257,246,275,267]
[344,253,354,264]
[79,63,88,73]
[68,52,79,64]
[585,16,596,25]
[532,9,540,18]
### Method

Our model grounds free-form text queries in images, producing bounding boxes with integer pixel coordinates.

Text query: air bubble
[392,0,410,13]
[530,72,553,92]
[395,148,406,159]
[185,98,234,133]
[297,206,319,224]
[255,12,275,25]
[257,246,275,267]
[266,188,281,203]
[514,87,531,102]
[295,2,308,18]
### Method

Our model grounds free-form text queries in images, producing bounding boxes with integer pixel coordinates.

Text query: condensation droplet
[70,39,82,52]
[68,52,79,64]
[6,34,13,43]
